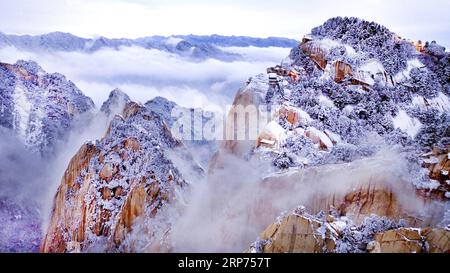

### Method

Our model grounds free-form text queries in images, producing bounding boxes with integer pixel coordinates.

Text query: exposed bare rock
[255,214,328,253]
[262,160,440,227]
[123,102,142,119]
[420,147,449,198]
[250,209,450,253]
[372,228,450,253]
[422,228,450,253]
[41,143,98,253]
[208,74,269,172]
[275,105,311,128]
[123,138,140,152]
[309,183,404,224]
[301,41,327,70]
[372,228,423,253]
[222,76,266,157]
[256,131,279,149]
[99,163,114,182]
[334,61,353,83]
[113,183,151,245]
[304,127,333,151]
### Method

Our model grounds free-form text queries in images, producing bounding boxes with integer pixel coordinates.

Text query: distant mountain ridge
[0,31,298,61]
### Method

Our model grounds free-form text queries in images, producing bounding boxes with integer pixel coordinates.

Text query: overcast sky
[0,0,449,47]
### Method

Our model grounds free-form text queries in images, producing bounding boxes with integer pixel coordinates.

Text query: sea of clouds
[0,45,291,110]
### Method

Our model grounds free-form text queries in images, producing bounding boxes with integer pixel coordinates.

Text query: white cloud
[220,46,292,63]
[0,45,290,109]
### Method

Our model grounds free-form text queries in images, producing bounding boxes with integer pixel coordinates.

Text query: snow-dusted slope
[100,91,217,167]
[42,98,204,252]
[250,17,450,184]
[144,96,218,167]
[0,60,95,154]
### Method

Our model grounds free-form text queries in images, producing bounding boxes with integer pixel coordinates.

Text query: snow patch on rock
[395,58,424,82]
[392,110,422,139]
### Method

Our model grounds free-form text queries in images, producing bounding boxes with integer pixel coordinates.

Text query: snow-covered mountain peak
[100,88,131,116]
[42,95,204,252]
[0,59,95,154]
[13,60,46,76]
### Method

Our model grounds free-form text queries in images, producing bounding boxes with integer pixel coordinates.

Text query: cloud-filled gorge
[0,45,291,109]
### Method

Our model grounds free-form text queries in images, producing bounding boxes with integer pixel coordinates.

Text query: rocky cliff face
[0,60,94,154]
[215,17,450,252]
[420,147,450,199]
[41,100,203,252]
[249,208,449,253]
